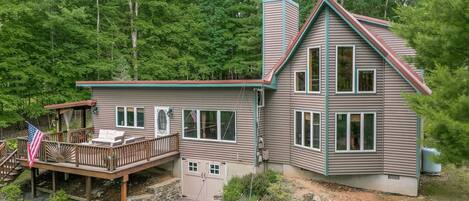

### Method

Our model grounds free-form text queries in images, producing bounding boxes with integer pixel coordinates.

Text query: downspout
[253,90,259,166]
[324,8,330,176]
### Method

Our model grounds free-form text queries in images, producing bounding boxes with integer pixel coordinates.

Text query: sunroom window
[336,46,354,92]
[183,110,236,142]
[116,106,144,128]
[295,111,321,150]
[336,113,375,152]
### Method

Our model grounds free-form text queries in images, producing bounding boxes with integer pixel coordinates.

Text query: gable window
[335,112,375,152]
[308,47,321,92]
[294,110,321,150]
[336,46,355,93]
[295,71,306,92]
[183,109,236,142]
[209,164,220,175]
[358,69,375,93]
[116,106,144,128]
[188,161,198,172]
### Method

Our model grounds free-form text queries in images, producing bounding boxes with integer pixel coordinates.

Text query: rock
[146,178,181,201]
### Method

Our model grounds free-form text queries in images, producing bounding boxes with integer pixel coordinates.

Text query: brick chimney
[262,0,299,76]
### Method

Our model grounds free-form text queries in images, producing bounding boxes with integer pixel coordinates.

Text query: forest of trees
[0,0,414,129]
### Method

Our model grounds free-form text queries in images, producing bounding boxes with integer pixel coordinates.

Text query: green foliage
[393,0,469,69]
[0,184,22,201]
[49,189,69,201]
[5,138,17,150]
[223,170,289,201]
[405,67,469,165]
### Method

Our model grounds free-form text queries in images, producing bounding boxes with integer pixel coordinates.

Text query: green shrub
[49,189,69,201]
[261,181,294,201]
[5,138,17,150]
[0,183,22,201]
[223,170,285,201]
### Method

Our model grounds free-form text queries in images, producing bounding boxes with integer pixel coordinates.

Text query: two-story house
[73,0,430,199]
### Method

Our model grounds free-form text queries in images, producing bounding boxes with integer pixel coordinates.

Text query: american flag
[27,122,44,168]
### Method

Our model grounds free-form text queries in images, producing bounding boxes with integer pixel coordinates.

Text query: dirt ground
[289,176,425,201]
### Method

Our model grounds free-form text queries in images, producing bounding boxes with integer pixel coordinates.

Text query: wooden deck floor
[19,151,179,179]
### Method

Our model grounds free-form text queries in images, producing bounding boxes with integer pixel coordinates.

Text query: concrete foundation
[225,162,257,183]
[268,162,419,196]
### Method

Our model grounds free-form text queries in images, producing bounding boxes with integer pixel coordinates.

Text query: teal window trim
[324,7,330,176]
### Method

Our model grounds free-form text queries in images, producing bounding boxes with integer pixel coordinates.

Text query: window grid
[183,109,236,142]
[116,106,144,129]
[335,112,376,152]
[188,161,198,172]
[209,164,220,175]
[294,110,321,151]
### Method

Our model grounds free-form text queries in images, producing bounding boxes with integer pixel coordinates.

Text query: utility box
[422,147,442,175]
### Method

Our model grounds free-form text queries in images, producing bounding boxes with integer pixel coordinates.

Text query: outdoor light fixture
[92,106,99,115]
[167,108,174,118]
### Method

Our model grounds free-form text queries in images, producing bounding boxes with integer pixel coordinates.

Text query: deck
[16,131,180,179]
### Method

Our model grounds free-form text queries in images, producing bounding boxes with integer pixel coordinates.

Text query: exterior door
[155,106,170,138]
[182,159,225,201]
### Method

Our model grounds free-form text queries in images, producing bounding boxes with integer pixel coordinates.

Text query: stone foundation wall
[128,178,181,201]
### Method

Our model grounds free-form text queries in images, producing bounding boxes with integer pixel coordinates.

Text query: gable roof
[76,79,274,88]
[264,0,431,95]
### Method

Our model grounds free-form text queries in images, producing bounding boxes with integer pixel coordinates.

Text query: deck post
[120,175,129,201]
[52,171,56,192]
[31,167,37,198]
[86,176,92,201]
[82,108,87,128]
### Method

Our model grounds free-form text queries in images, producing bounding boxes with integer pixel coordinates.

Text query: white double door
[155,106,170,138]
[182,159,226,201]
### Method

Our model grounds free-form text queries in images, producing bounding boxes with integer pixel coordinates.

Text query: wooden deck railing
[43,127,94,144]
[0,150,19,181]
[0,141,7,160]
[17,133,179,171]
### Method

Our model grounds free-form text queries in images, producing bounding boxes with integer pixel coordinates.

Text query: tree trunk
[384,0,389,19]
[96,0,101,80]
[129,0,139,80]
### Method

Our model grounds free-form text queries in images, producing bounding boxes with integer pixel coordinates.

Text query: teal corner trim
[253,90,259,166]
[281,0,286,52]
[416,116,422,179]
[324,8,330,176]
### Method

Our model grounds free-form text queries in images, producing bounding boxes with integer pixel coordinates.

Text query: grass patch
[421,164,469,201]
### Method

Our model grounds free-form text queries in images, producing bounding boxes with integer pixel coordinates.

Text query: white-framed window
[116,106,144,128]
[209,163,220,175]
[155,107,170,137]
[294,110,321,151]
[182,109,236,142]
[188,161,198,172]
[336,45,355,93]
[308,46,321,93]
[256,89,265,107]
[294,71,306,92]
[335,112,376,152]
[357,69,376,93]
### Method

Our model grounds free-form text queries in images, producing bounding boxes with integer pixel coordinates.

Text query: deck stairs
[0,141,23,184]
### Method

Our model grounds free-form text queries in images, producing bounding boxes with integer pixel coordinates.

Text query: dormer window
[308,47,321,93]
[336,46,355,93]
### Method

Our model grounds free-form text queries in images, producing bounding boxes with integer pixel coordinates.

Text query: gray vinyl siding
[327,10,384,175]
[263,0,284,76]
[92,88,256,165]
[383,64,418,177]
[263,0,299,76]
[264,11,326,174]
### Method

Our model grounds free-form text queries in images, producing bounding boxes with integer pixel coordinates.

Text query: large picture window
[294,110,321,150]
[308,47,320,92]
[183,109,236,142]
[116,106,144,128]
[336,46,355,93]
[335,112,375,152]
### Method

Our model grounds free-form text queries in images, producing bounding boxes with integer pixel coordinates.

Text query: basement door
[182,159,225,201]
